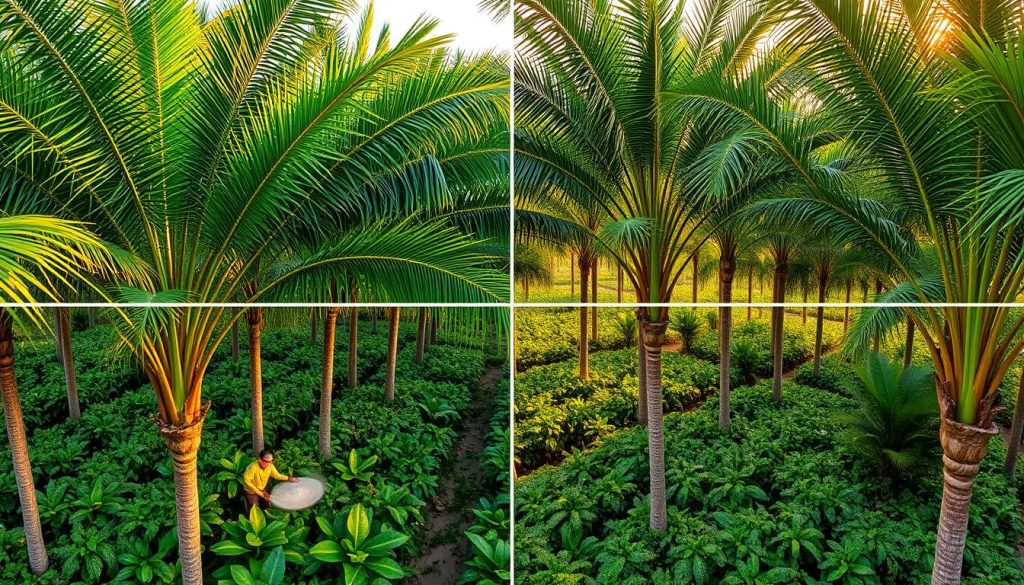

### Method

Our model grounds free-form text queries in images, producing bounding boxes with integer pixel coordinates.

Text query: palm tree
[514,244,552,302]
[54,307,80,420]
[681,2,1024,580]
[347,304,359,389]
[0,2,509,581]
[0,215,127,575]
[246,305,264,455]
[514,0,787,531]
[385,307,401,402]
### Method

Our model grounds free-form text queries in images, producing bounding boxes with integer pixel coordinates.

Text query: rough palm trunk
[0,313,49,575]
[759,277,764,318]
[56,307,80,420]
[692,247,700,303]
[87,306,96,328]
[523,278,529,301]
[578,257,590,379]
[318,307,339,457]
[931,394,998,585]
[158,402,208,585]
[640,318,669,531]
[415,307,427,364]
[591,259,598,339]
[637,329,647,426]
[771,263,788,400]
[430,316,437,344]
[813,275,827,376]
[844,280,852,333]
[347,306,358,389]
[247,307,264,455]
[903,318,915,369]
[1002,369,1024,478]
[385,308,400,402]
[719,255,735,429]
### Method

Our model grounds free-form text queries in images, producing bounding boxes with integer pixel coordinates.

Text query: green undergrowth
[515,349,720,469]
[0,322,499,584]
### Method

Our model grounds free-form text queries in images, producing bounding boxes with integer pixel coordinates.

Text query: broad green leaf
[309,540,346,563]
[261,547,285,585]
[361,531,409,555]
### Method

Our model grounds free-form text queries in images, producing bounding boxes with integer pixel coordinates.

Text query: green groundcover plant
[514,382,1022,584]
[0,321,503,584]
[515,349,720,469]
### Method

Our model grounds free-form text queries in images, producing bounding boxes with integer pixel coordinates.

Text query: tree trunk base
[640,319,668,532]
[931,412,998,585]
[157,402,209,585]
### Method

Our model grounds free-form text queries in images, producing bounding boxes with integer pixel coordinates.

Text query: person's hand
[288,476,299,483]
[263,491,272,500]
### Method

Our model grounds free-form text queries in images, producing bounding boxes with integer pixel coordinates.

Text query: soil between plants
[407,364,502,584]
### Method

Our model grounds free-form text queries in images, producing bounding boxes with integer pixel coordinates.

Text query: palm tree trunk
[813,275,827,376]
[158,402,209,585]
[415,307,427,364]
[591,259,598,340]
[903,318,915,370]
[747,266,753,322]
[637,323,647,426]
[1002,369,1024,478]
[0,312,49,575]
[523,278,529,301]
[931,401,998,584]
[318,307,339,457]
[692,247,700,303]
[231,317,239,362]
[371,309,378,334]
[617,265,623,303]
[844,280,852,333]
[772,263,787,400]
[56,307,80,420]
[719,256,735,429]
[87,306,96,328]
[578,257,590,379]
[639,318,669,531]
[385,308,400,402]
[347,306,359,389]
[430,316,438,344]
[247,307,264,455]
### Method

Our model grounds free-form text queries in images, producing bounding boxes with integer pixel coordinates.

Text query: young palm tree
[385,307,401,402]
[0,215,128,575]
[514,0,798,531]
[0,2,509,581]
[682,2,1024,580]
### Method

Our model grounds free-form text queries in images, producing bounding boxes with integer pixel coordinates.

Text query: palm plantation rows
[513,0,1024,584]
[0,0,510,582]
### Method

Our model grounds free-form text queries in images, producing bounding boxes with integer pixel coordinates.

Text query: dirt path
[408,364,501,584]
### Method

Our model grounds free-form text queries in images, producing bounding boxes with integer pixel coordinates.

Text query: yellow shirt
[242,461,288,495]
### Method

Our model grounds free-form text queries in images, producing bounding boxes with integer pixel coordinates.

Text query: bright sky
[203,0,510,53]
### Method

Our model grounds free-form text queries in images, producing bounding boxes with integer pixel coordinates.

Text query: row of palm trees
[513,1,1024,583]
[0,0,509,581]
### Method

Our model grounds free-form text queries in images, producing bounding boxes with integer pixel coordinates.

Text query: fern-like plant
[838,353,938,477]
[670,310,701,354]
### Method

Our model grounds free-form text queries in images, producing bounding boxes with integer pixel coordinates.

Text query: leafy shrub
[670,309,702,354]
[837,353,938,476]
[515,309,630,370]
[515,349,719,468]
[515,381,1022,584]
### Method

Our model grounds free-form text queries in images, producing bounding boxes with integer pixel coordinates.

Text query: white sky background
[203,0,510,53]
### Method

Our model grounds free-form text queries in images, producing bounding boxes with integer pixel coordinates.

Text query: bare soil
[407,364,502,584]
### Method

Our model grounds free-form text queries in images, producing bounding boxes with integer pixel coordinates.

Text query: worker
[243,450,298,511]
